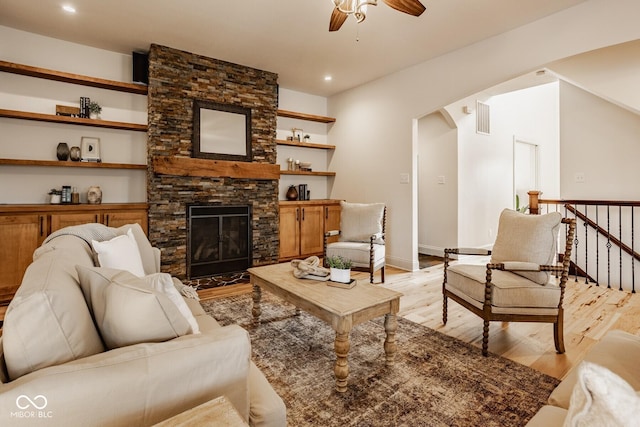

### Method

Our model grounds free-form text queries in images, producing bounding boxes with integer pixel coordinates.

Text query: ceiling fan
[329,0,426,32]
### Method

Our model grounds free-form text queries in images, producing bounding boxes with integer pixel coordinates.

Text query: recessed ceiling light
[62,5,76,13]
[324,76,332,81]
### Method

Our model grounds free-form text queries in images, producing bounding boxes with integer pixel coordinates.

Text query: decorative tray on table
[326,279,357,289]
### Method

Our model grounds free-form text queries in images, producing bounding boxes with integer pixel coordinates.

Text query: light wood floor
[373,263,640,380]
[202,262,640,381]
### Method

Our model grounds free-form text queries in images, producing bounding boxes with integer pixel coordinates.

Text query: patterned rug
[201,293,558,427]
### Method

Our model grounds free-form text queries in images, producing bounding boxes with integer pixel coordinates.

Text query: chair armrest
[153,247,161,273]
[325,230,340,237]
[445,248,492,256]
[370,232,384,241]
[0,325,252,426]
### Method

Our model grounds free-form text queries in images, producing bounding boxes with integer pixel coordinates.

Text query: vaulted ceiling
[0,0,586,96]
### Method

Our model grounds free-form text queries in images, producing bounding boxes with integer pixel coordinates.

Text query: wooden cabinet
[0,203,148,310]
[279,200,340,261]
[0,214,47,305]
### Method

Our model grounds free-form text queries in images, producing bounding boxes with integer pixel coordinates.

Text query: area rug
[201,293,558,427]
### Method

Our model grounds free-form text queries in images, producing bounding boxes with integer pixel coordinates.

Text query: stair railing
[528,191,640,293]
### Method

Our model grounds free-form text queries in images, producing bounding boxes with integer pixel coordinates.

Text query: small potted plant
[88,101,102,119]
[326,255,353,283]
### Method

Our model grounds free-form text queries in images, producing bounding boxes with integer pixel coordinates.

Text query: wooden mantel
[152,157,280,180]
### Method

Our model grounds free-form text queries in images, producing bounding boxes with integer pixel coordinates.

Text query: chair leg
[482,320,490,357]
[369,269,374,284]
[442,294,448,325]
[554,312,565,354]
[380,266,385,283]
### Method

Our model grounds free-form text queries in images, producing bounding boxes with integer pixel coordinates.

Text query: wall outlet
[437,175,445,184]
[399,173,410,184]
[575,172,585,183]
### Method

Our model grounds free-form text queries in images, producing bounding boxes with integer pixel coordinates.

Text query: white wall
[559,81,640,200]
[0,26,147,204]
[276,88,331,201]
[328,0,640,270]
[417,112,457,255]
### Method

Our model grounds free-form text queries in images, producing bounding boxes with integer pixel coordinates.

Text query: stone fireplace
[147,44,280,280]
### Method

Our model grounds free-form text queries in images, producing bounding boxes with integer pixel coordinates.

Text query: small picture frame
[81,137,101,162]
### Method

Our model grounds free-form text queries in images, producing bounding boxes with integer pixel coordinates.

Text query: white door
[513,138,538,212]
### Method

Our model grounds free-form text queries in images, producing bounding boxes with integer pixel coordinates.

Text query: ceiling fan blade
[383,0,426,16]
[329,7,348,32]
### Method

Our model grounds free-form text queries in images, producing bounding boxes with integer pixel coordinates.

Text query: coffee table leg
[334,331,350,393]
[252,284,262,327]
[384,313,397,366]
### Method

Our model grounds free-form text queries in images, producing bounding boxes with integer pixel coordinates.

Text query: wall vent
[476,101,490,135]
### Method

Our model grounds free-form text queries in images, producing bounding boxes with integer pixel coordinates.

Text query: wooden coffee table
[248,262,402,393]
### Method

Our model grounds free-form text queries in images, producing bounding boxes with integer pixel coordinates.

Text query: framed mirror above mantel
[192,99,252,162]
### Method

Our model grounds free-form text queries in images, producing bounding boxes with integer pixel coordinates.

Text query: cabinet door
[300,205,324,256]
[50,212,101,232]
[104,210,148,234]
[0,214,46,304]
[279,206,300,259]
[324,203,341,244]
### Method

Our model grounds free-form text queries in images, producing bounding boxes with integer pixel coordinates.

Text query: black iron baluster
[607,205,612,289]
[619,206,623,291]
[633,206,636,293]
[584,204,589,284]
[596,206,600,286]
[574,203,579,283]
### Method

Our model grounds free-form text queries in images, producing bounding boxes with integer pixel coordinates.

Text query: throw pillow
[564,361,640,426]
[92,228,146,277]
[76,266,192,349]
[491,209,562,285]
[141,273,200,334]
[339,201,385,244]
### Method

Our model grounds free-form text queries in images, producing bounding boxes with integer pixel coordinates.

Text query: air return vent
[476,101,490,135]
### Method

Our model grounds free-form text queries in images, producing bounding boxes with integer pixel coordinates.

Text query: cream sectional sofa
[526,329,640,425]
[0,223,286,426]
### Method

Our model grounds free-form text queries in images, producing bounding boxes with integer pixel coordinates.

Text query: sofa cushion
[2,235,105,380]
[92,228,146,277]
[115,223,158,276]
[76,266,192,349]
[491,209,562,285]
[564,362,640,426]
[524,405,567,426]
[549,330,640,409]
[140,273,200,334]
[339,201,385,244]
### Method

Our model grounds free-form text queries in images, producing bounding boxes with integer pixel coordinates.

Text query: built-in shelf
[277,109,336,123]
[0,158,146,170]
[280,170,336,177]
[0,109,148,132]
[276,139,335,150]
[0,60,148,95]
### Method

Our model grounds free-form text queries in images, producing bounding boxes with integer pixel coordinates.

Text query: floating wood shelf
[0,60,148,95]
[0,158,146,170]
[277,109,336,123]
[280,170,336,177]
[0,109,148,132]
[275,139,335,150]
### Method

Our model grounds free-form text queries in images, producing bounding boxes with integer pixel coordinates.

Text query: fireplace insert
[187,204,252,279]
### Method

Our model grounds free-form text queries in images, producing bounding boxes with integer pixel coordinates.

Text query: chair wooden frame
[323,207,386,284]
[442,217,576,356]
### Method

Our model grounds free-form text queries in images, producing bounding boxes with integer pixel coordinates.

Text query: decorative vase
[56,142,69,161]
[330,267,351,284]
[69,146,81,161]
[286,185,298,201]
[87,186,102,204]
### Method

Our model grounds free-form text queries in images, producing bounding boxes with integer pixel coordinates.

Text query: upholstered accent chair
[323,201,386,283]
[442,209,576,356]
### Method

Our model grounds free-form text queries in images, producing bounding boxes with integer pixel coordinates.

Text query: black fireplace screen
[187,205,251,279]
